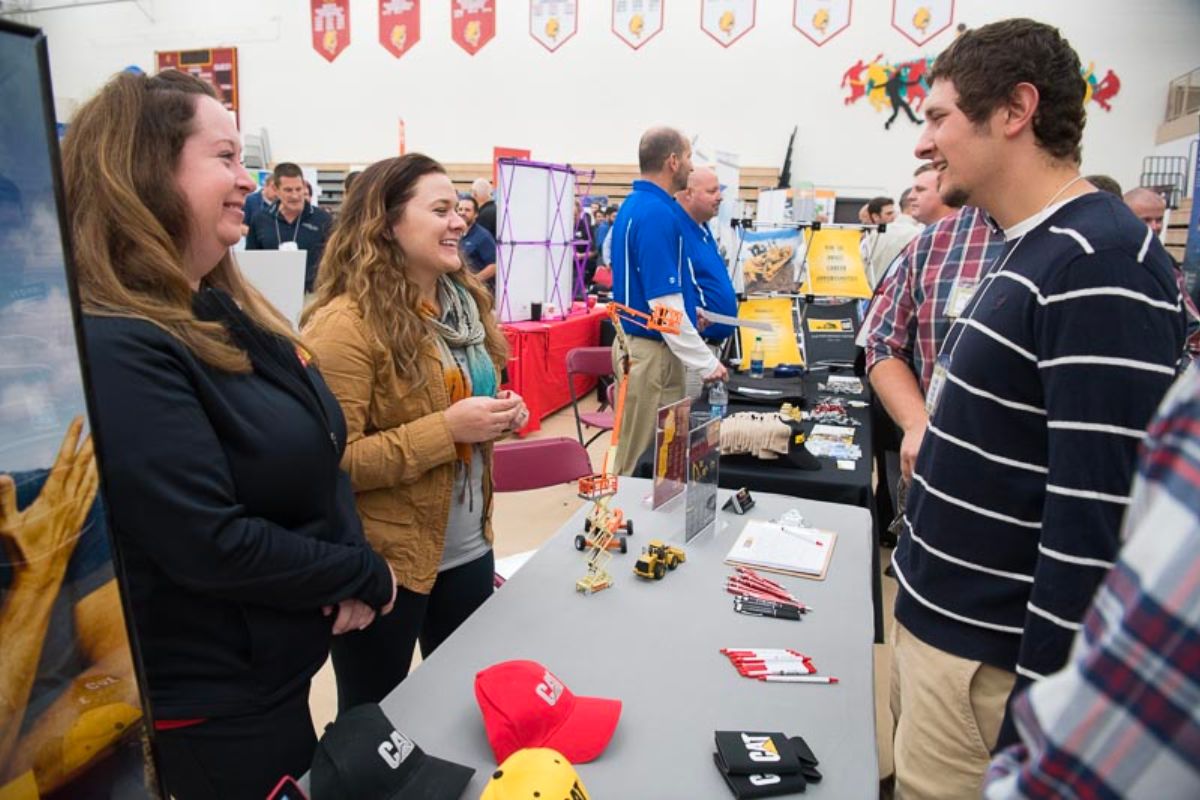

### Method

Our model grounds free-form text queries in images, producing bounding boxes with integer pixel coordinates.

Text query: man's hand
[703,362,729,383]
[900,419,928,484]
[0,417,98,578]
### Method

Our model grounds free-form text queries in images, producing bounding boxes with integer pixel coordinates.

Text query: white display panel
[235,249,307,329]
[495,160,577,322]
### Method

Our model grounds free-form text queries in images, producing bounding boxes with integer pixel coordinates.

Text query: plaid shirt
[863,206,1004,392]
[984,363,1200,800]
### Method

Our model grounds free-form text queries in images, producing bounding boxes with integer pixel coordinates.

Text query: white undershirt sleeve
[654,293,720,374]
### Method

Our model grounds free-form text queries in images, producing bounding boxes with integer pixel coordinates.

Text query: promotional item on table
[479,748,590,800]
[308,704,474,800]
[712,731,823,798]
[474,660,622,765]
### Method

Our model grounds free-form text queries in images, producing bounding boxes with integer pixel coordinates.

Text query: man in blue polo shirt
[611,127,728,476]
[456,195,497,289]
[673,166,738,396]
[245,162,332,293]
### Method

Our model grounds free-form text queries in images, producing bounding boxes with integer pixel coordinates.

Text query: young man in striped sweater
[888,19,1187,799]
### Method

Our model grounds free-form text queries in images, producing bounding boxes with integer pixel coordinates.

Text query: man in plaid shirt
[864,205,1005,480]
[984,363,1200,799]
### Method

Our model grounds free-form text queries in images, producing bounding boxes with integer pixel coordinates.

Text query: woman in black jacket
[61,70,396,799]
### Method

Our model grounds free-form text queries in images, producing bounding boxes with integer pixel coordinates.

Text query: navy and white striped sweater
[893,192,1186,686]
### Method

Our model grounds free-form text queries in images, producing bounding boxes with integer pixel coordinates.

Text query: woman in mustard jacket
[303,155,527,709]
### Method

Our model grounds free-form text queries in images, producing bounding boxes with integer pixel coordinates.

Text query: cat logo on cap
[481,748,590,800]
[378,729,415,769]
[535,670,565,706]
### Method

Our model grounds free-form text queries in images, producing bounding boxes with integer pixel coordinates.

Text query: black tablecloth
[718,373,872,508]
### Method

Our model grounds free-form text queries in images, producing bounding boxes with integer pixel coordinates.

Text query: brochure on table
[685,417,721,543]
[652,397,691,509]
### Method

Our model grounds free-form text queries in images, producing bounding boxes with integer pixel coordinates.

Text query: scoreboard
[155,47,239,124]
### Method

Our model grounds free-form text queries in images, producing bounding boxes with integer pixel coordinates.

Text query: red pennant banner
[452,0,496,55]
[380,0,420,58]
[311,0,350,62]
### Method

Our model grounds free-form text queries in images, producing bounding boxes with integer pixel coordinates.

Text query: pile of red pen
[719,648,838,684]
[726,567,808,621]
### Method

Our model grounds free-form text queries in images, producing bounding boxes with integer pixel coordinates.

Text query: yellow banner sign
[799,228,873,299]
[737,297,804,369]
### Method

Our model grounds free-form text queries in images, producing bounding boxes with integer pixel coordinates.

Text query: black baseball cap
[310,704,474,800]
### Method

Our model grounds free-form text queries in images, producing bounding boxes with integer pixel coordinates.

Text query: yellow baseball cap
[480,748,590,800]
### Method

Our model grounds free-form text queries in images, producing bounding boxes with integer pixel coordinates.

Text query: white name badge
[278,241,299,252]
[946,279,978,318]
[925,356,951,415]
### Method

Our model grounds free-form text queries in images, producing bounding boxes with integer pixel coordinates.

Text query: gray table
[318,481,877,798]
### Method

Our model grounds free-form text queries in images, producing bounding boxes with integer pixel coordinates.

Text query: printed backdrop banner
[452,0,496,55]
[793,0,852,46]
[800,227,873,299]
[701,0,756,47]
[379,0,420,58]
[311,0,350,62]
[612,0,664,50]
[1,23,160,797]
[891,0,953,46]
[530,0,578,52]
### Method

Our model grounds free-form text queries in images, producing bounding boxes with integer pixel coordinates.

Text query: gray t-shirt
[438,347,491,572]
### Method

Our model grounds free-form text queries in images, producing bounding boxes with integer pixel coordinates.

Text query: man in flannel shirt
[888,19,1186,799]
[984,363,1200,799]
[865,203,1004,482]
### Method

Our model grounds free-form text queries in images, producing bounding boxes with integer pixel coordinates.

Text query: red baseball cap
[474,660,622,764]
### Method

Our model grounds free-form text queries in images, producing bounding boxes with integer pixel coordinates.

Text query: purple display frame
[495,157,595,322]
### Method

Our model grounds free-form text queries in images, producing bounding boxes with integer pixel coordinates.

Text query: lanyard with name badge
[275,209,303,251]
[925,175,1086,416]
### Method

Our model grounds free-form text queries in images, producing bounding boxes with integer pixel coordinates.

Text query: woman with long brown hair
[62,70,395,798]
[303,154,526,709]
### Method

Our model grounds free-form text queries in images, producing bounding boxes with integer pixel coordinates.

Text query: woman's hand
[324,599,376,635]
[444,395,523,443]
[496,390,529,432]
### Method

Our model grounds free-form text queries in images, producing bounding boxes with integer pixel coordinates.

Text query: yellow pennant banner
[799,228,873,299]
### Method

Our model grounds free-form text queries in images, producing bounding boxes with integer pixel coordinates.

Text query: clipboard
[723,520,837,581]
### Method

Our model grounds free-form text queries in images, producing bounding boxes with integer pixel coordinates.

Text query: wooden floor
[307,394,899,783]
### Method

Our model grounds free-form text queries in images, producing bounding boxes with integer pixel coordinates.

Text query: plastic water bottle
[750,337,766,379]
[709,380,728,419]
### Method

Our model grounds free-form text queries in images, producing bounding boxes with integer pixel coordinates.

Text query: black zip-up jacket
[83,289,393,719]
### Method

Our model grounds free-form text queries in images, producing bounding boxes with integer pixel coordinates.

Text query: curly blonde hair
[62,70,299,373]
[302,155,506,382]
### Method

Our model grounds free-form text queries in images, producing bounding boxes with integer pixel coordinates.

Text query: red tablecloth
[501,306,607,436]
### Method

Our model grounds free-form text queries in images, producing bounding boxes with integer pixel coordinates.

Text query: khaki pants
[889,620,1015,800]
[611,337,684,476]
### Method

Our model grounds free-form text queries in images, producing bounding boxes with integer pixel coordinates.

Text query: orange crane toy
[575,302,682,594]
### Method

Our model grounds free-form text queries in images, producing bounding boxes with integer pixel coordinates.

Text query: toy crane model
[574,302,682,594]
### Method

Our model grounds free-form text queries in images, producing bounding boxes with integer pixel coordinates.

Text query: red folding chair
[492,437,594,492]
[566,346,616,448]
